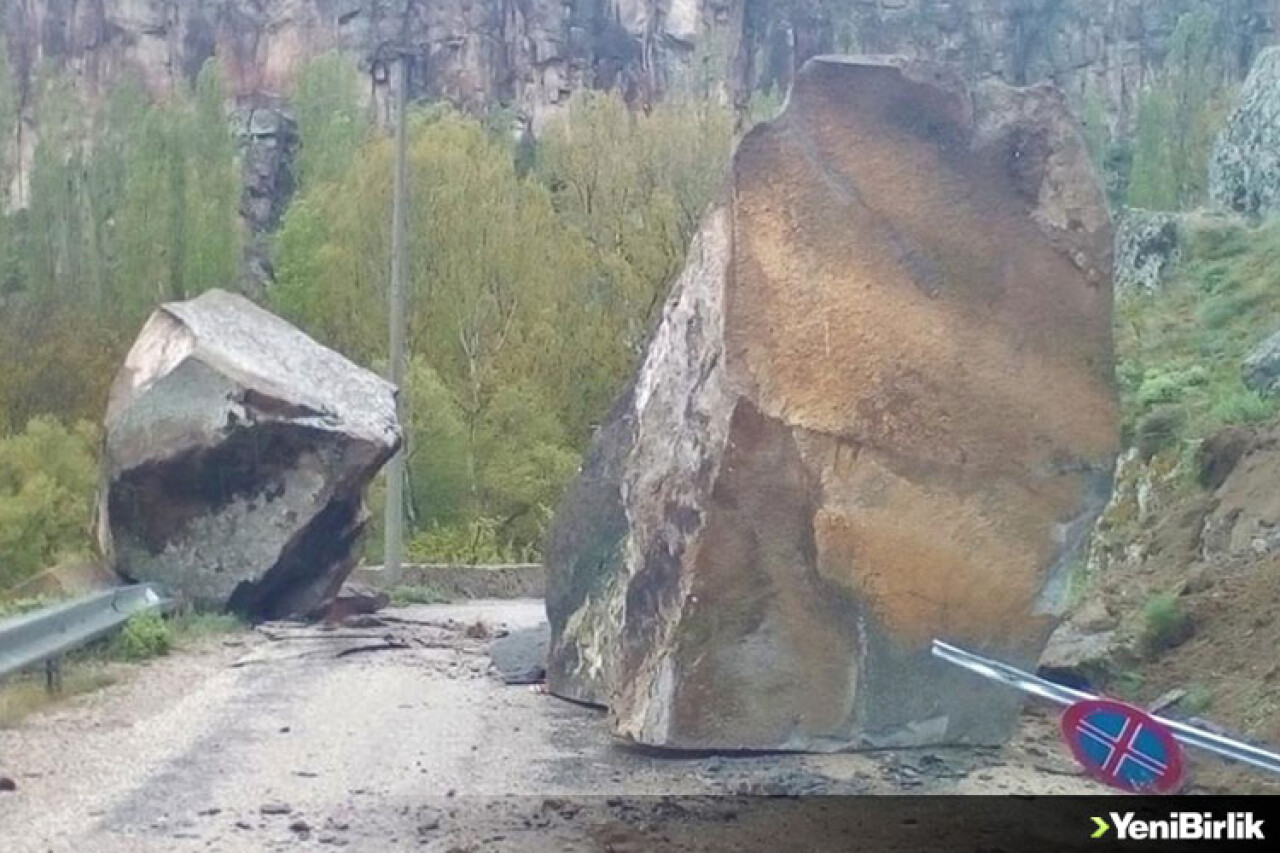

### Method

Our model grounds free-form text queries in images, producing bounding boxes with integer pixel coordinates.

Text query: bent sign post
[932,639,1280,789]
[1061,699,1186,793]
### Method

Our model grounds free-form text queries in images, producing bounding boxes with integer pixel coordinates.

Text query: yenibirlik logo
[1091,812,1265,841]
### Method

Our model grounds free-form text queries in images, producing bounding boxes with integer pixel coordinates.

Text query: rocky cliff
[6,1,1275,131]
[2,1,1275,282]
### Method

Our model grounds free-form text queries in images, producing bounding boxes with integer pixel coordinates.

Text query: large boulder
[1210,46,1280,220]
[545,57,1119,751]
[97,290,400,621]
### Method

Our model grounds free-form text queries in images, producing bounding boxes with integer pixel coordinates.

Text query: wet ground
[0,600,1105,852]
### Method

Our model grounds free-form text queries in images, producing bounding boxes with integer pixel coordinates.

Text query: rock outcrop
[96,289,400,621]
[3,2,1273,287]
[545,57,1119,751]
[1113,209,1183,295]
[1211,46,1280,220]
[1199,422,1280,561]
[234,103,299,297]
[1243,330,1280,398]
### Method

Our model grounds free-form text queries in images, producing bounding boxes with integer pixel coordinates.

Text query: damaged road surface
[0,600,1107,853]
[96,289,401,620]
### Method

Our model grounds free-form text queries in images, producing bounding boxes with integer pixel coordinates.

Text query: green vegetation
[1107,667,1146,701]
[0,419,99,590]
[389,585,450,606]
[0,57,242,434]
[1139,592,1192,655]
[1126,5,1236,210]
[109,611,172,661]
[0,20,1265,589]
[273,85,735,563]
[0,607,243,727]
[0,49,735,585]
[0,594,57,620]
[1117,220,1280,456]
[1181,684,1213,715]
[0,665,117,728]
[168,609,247,647]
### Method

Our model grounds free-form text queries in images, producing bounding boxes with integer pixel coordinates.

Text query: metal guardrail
[933,639,1280,777]
[0,585,164,687]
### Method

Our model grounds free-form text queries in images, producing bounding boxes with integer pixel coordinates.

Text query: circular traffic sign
[1061,698,1186,793]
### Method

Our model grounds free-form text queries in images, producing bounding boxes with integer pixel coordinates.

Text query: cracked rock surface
[546,57,1119,751]
[96,289,400,621]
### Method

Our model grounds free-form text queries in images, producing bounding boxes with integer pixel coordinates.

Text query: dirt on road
[0,600,1107,852]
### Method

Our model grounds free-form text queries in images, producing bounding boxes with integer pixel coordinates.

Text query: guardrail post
[45,657,63,693]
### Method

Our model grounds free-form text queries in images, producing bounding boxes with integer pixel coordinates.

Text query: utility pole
[383,51,410,583]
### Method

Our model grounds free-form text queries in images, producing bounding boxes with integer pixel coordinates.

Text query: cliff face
[7,1,1276,127]
[3,1,1275,283]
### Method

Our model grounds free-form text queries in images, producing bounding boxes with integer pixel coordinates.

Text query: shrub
[1140,592,1192,656]
[1135,365,1208,409]
[1135,406,1186,459]
[1181,684,1212,715]
[109,611,171,661]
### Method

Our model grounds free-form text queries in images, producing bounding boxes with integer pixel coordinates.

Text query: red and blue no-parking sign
[1061,699,1186,793]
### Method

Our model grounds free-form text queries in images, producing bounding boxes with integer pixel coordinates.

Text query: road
[0,600,1102,852]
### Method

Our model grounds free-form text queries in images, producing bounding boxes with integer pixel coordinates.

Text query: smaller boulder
[490,623,549,685]
[1037,600,1122,688]
[1242,331,1280,398]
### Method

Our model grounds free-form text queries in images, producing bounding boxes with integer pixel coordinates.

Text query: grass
[168,610,247,648]
[1117,219,1280,453]
[0,595,60,620]
[1107,667,1145,701]
[0,666,117,728]
[389,585,450,606]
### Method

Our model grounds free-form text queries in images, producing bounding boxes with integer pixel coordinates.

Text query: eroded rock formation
[1211,46,1280,220]
[1113,209,1183,295]
[546,57,1119,751]
[3,3,1272,289]
[96,289,400,621]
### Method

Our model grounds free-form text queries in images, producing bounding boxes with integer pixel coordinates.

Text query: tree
[537,91,734,434]
[0,60,243,430]
[1127,4,1234,209]
[291,53,370,190]
[273,108,594,554]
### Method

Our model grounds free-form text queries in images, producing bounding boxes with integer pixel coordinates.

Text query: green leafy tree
[1128,5,1234,209]
[291,53,370,189]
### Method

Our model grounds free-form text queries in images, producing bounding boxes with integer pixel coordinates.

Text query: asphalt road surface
[0,600,1102,852]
